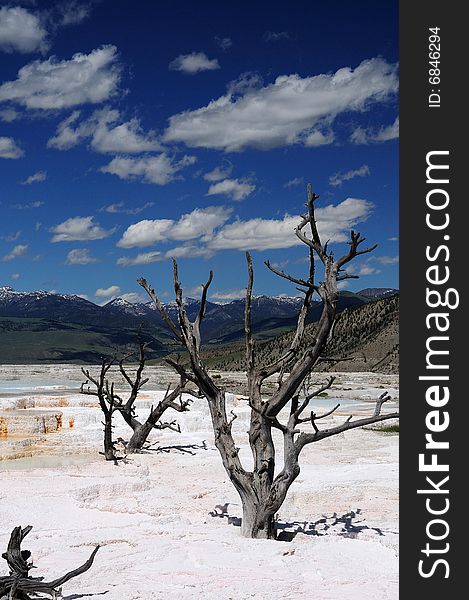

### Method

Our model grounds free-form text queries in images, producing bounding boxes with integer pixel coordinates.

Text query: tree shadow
[276,509,390,541]
[63,592,109,599]
[146,440,209,455]
[209,506,395,541]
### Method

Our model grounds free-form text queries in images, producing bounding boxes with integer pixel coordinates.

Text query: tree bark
[126,421,153,453]
[103,412,116,461]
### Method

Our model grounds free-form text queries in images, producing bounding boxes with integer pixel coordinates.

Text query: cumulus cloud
[48,108,160,153]
[207,198,373,251]
[50,216,115,242]
[21,170,47,185]
[100,154,196,185]
[0,6,48,54]
[117,206,232,248]
[203,162,233,182]
[164,58,398,151]
[0,45,121,110]
[206,178,255,201]
[303,129,334,147]
[95,285,120,298]
[65,248,97,265]
[169,52,220,74]
[329,164,370,187]
[211,289,246,300]
[351,116,399,144]
[0,108,18,122]
[2,244,28,262]
[0,136,23,159]
[117,251,163,266]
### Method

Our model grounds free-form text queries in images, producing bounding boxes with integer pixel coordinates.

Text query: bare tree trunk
[127,420,153,453]
[103,411,116,461]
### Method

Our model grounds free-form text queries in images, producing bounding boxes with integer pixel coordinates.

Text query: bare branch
[138,277,183,342]
[245,252,255,374]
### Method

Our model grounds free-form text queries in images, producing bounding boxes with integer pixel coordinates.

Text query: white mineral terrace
[0,366,398,599]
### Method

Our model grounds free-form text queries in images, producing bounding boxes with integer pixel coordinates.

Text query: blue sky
[0,0,398,304]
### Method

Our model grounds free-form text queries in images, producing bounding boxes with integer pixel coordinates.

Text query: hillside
[198,294,399,373]
[0,317,168,364]
[0,287,398,366]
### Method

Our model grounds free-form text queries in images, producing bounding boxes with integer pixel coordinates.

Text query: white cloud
[166,245,214,259]
[100,154,196,185]
[164,58,398,151]
[0,108,18,122]
[207,198,373,251]
[329,164,370,187]
[10,272,20,280]
[12,201,44,209]
[303,129,334,147]
[374,255,399,265]
[203,163,233,182]
[2,244,28,262]
[356,265,380,276]
[0,136,23,159]
[284,177,304,188]
[214,37,232,51]
[21,170,47,185]
[0,6,48,54]
[100,201,154,215]
[169,52,220,74]
[50,216,115,242]
[374,116,399,142]
[211,289,246,300]
[117,251,163,267]
[0,45,120,110]
[351,116,399,144]
[119,292,146,303]
[95,285,120,298]
[388,236,398,242]
[117,206,232,248]
[56,1,92,26]
[48,107,160,153]
[206,178,255,201]
[1,230,21,242]
[65,248,97,265]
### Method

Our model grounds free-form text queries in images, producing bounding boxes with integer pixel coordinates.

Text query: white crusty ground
[0,369,398,600]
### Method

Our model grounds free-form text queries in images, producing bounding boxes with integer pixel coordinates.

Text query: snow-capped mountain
[0,286,306,342]
[357,288,398,299]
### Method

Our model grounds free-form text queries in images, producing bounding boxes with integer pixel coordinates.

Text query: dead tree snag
[0,526,99,599]
[138,185,399,539]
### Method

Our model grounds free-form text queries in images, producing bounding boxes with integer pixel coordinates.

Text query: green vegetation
[0,317,166,364]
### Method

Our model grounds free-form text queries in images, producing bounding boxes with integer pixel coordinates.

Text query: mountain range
[0,286,398,364]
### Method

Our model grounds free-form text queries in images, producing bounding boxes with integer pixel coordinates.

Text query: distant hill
[0,287,398,367]
[357,287,399,299]
[198,294,399,374]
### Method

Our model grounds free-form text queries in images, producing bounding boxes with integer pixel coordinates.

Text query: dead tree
[81,344,194,455]
[0,525,99,599]
[138,185,399,539]
[81,359,119,461]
